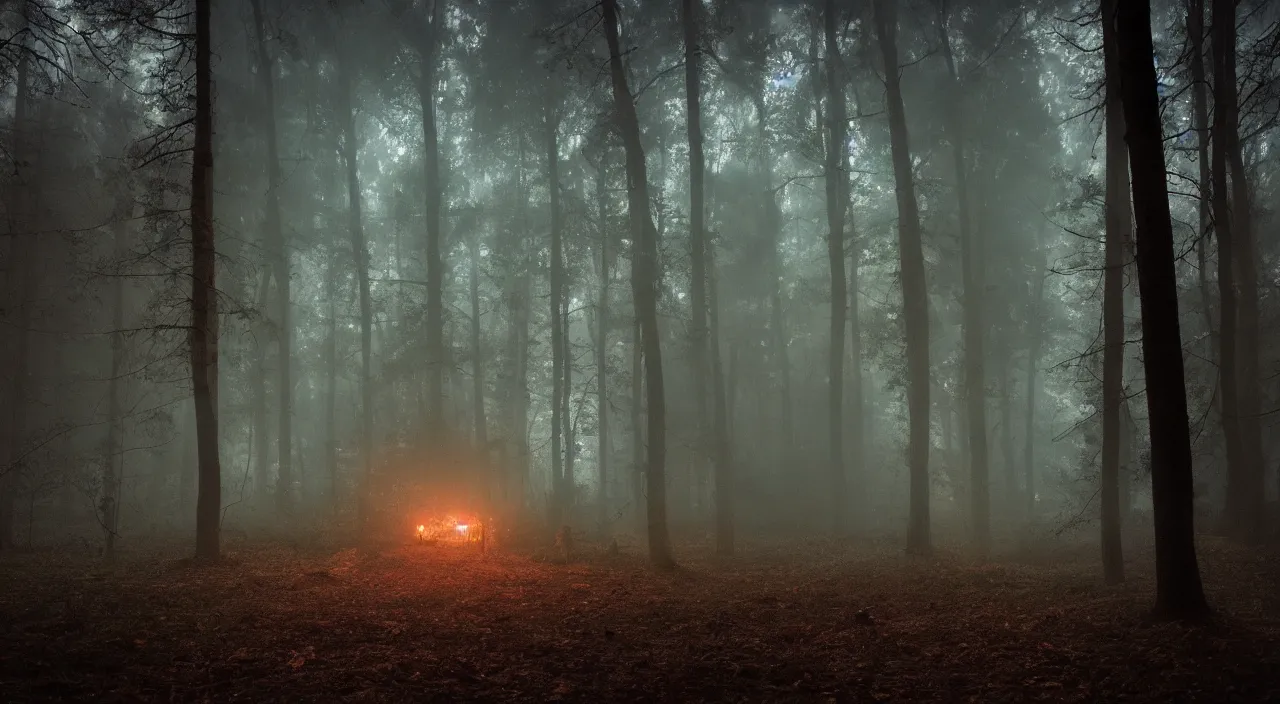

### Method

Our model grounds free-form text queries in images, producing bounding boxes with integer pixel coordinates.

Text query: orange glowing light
[417,524,425,533]
[455,524,469,535]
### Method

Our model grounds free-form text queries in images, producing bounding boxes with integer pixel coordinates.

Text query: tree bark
[415,1,446,437]
[1187,0,1218,445]
[1024,246,1047,519]
[547,79,566,526]
[682,0,718,547]
[823,0,848,536]
[604,0,674,568]
[873,0,931,554]
[468,232,488,467]
[337,41,374,534]
[1208,0,1248,542]
[192,0,221,561]
[1101,0,1128,584]
[631,316,645,534]
[1114,0,1209,620]
[250,270,272,503]
[1,8,33,551]
[250,0,293,516]
[103,194,131,559]
[708,232,734,553]
[325,244,339,516]
[1212,0,1265,543]
[939,13,988,554]
[595,157,611,539]
[1000,365,1016,518]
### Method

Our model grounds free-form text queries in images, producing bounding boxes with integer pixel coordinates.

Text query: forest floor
[2,530,1278,703]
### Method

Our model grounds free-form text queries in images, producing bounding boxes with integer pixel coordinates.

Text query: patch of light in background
[396,145,407,158]
[1154,52,1173,98]
[771,68,799,90]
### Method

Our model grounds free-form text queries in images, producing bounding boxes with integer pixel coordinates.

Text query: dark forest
[1,0,1278,700]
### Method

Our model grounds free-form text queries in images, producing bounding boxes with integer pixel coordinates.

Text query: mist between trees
[3,0,1279,622]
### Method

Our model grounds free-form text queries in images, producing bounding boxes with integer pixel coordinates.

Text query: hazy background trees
[1,0,1277,609]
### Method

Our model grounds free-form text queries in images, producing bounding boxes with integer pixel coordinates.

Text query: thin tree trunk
[1187,0,1218,441]
[1208,0,1249,542]
[1115,0,1209,620]
[1100,0,1129,584]
[547,82,566,526]
[760,128,793,458]
[337,43,374,534]
[848,224,864,523]
[595,157,611,539]
[469,233,488,466]
[1213,0,1264,543]
[1001,365,1016,517]
[823,0,848,536]
[873,0,931,554]
[708,238,734,552]
[103,195,131,559]
[508,135,532,514]
[1,11,34,551]
[250,270,272,502]
[604,0,673,567]
[414,1,446,437]
[563,293,575,518]
[682,0,714,545]
[631,316,645,534]
[1024,248,1046,519]
[939,13,987,554]
[250,0,292,516]
[192,0,221,561]
[325,247,339,516]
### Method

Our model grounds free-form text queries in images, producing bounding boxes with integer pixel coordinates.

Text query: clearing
[2,534,1278,702]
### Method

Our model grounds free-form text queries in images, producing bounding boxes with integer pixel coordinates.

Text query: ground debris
[1,537,1277,702]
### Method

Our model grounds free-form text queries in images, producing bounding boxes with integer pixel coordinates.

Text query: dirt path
[2,538,1277,702]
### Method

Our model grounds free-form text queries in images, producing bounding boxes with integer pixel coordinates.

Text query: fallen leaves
[0,537,1277,702]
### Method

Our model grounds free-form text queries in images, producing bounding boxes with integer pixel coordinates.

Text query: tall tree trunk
[325,247,339,516]
[338,43,374,534]
[416,1,446,437]
[631,317,645,534]
[1212,0,1264,543]
[1115,0,1209,620]
[251,270,272,502]
[873,0,931,554]
[547,82,566,525]
[708,239,734,552]
[507,136,532,514]
[103,195,131,559]
[595,157,611,539]
[563,293,575,518]
[1209,0,1248,542]
[1,9,33,551]
[1100,0,1128,584]
[1000,365,1016,517]
[823,0,848,535]
[1024,248,1046,519]
[250,0,292,516]
[758,120,793,458]
[192,0,221,561]
[939,14,987,554]
[468,233,488,465]
[604,0,674,567]
[681,0,713,545]
[1187,0,1218,444]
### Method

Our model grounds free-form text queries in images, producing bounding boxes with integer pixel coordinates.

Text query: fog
[4,0,1280,621]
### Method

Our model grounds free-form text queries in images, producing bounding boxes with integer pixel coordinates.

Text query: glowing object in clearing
[455,524,469,535]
